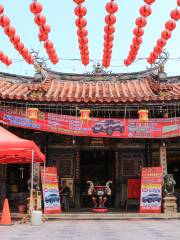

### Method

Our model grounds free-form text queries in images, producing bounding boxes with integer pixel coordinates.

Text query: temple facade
[0,65,180,212]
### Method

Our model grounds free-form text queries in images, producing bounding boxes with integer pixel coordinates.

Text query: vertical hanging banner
[140,167,163,213]
[41,167,61,214]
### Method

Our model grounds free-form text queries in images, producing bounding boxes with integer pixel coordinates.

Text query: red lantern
[161,30,171,40]
[79,44,88,51]
[104,25,115,34]
[147,57,155,64]
[10,34,20,45]
[38,32,48,42]
[170,9,180,21]
[135,17,147,28]
[138,110,148,122]
[132,37,142,45]
[124,59,131,66]
[139,5,152,17]
[6,58,12,66]
[106,1,118,14]
[150,52,158,59]
[27,108,39,120]
[40,24,51,34]
[47,47,56,55]
[77,28,88,37]
[51,58,59,64]
[130,44,140,52]
[178,0,180,7]
[75,18,87,28]
[154,45,162,54]
[0,15,10,27]
[34,14,46,26]
[105,14,116,25]
[0,4,4,15]
[74,6,87,17]
[73,0,85,4]
[44,40,54,49]
[104,41,113,49]
[78,37,88,45]
[144,0,155,4]
[157,38,166,48]
[4,25,15,37]
[165,20,176,31]
[104,34,114,42]
[104,48,112,54]
[17,42,24,51]
[1,54,8,63]
[0,51,3,58]
[133,27,144,37]
[20,47,28,57]
[30,2,43,14]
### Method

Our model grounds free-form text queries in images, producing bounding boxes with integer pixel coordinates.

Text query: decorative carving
[88,63,112,76]
[163,174,176,197]
[106,181,112,196]
[87,180,94,195]
[148,77,173,96]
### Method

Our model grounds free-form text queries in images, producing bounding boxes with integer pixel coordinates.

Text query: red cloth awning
[0,126,45,164]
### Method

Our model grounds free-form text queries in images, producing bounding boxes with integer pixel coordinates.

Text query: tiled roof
[0,72,180,103]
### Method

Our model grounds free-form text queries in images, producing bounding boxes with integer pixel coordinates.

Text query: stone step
[8,212,180,220]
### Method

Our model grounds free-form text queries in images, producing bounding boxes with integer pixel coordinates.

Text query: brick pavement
[0,220,180,240]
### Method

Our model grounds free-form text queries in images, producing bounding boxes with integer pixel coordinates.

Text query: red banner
[0,107,180,138]
[41,167,61,214]
[140,167,163,213]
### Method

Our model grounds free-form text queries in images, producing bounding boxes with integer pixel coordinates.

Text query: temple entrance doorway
[80,149,115,209]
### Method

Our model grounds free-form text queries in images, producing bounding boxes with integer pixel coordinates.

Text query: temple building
[0,64,180,212]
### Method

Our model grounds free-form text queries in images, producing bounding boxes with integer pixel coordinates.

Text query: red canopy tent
[0,126,45,164]
[0,126,45,214]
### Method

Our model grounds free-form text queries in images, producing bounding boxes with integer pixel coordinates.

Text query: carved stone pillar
[160,143,167,176]
[74,149,80,208]
[115,150,121,208]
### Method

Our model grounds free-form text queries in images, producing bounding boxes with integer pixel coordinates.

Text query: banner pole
[30,149,34,214]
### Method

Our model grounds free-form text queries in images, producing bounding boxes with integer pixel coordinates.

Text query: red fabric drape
[0,126,45,163]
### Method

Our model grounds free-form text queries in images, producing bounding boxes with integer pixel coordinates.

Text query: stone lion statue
[163,174,176,197]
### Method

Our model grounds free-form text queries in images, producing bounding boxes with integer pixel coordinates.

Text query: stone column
[74,149,81,209]
[115,150,121,208]
[160,142,167,176]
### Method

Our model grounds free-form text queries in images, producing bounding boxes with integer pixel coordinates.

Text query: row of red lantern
[0,4,34,65]
[0,50,12,66]
[73,0,89,65]
[147,3,180,65]
[30,1,59,65]
[124,0,156,66]
[102,0,118,68]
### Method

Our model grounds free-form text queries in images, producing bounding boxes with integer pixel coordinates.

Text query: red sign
[41,167,61,214]
[140,167,163,213]
[0,107,180,138]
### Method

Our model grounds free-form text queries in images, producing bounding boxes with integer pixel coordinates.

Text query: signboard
[140,167,163,213]
[0,106,180,139]
[41,167,61,214]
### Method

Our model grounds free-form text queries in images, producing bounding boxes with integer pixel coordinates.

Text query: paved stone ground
[0,220,180,240]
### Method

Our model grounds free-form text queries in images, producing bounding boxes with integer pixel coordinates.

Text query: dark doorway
[80,149,115,208]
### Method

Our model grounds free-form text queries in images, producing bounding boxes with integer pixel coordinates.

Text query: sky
[0,0,179,77]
